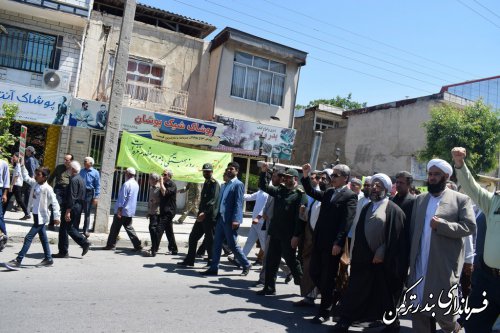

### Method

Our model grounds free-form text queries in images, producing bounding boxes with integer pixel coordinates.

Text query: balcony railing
[104,81,189,116]
[12,0,91,17]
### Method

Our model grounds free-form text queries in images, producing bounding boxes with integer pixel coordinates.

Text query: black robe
[337,200,407,323]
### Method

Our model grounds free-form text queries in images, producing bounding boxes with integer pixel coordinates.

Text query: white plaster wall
[344,99,443,177]
[212,44,299,128]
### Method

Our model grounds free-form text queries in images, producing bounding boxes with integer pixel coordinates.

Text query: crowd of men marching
[0,146,498,333]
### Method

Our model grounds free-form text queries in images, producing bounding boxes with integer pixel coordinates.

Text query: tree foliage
[295,93,366,110]
[420,100,500,174]
[0,103,19,160]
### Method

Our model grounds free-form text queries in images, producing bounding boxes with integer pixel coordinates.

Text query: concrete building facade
[291,104,347,170]
[343,92,471,180]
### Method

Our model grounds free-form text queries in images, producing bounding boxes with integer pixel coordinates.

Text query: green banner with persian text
[117,131,232,183]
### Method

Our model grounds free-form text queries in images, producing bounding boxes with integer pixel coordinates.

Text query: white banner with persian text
[0,82,72,125]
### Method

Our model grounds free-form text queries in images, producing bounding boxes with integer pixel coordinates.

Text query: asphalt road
[1,242,415,333]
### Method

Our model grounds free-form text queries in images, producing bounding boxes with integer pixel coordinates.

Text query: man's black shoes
[200,269,218,276]
[240,265,251,276]
[329,321,350,332]
[177,260,194,267]
[256,287,276,296]
[36,259,54,267]
[52,253,69,258]
[82,243,91,256]
[310,315,330,325]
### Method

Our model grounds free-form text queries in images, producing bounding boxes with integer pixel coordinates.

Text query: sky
[138,0,500,107]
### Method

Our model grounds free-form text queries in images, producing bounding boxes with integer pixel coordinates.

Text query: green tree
[0,103,19,160]
[420,100,500,174]
[295,93,366,110]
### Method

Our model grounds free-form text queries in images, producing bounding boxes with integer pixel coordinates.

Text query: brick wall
[0,9,84,93]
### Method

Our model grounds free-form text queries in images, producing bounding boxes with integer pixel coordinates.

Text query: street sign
[19,125,27,159]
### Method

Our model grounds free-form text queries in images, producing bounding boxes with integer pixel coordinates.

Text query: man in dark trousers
[53,161,91,258]
[22,146,39,218]
[256,163,307,296]
[301,163,357,324]
[178,163,220,267]
[391,170,415,265]
[158,168,178,255]
[331,173,407,333]
[201,162,251,276]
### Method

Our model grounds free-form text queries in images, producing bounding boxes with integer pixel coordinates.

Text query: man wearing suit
[407,158,476,333]
[301,163,358,324]
[201,162,251,276]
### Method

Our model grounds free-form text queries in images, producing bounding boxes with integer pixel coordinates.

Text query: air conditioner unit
[42,69,70,92]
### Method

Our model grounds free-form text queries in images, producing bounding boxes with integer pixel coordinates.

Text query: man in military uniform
[256,163,307,296]
[177,163,220,267]
[175,182,201,224]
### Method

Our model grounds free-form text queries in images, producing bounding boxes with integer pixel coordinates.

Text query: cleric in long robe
[331,173,407,333]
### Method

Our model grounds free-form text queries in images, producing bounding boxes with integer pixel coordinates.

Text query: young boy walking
[8,161,60,267]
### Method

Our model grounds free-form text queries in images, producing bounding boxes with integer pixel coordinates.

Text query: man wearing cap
[407,158,475,333]
[452,147,500,333]
[332,173,407,333]
[201,162,251,276]
[22,146,39,214]
[175,182,201,224]
[301,163,357,324]
[256,163,307,296]
[103,167,142,251]
[294,169,329,307]
[178,163,220,267]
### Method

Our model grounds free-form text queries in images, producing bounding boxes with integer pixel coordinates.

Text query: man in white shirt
[241,189,269,257]
[8,163,60,267]
[0,154,10,251]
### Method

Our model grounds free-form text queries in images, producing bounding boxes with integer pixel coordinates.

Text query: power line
[205,0,446,85]
[171,0,439,94]
[309,56,435,94]
[261,0,481,78]
[455,0,500,28]
[232,0,469,82]
[472,0,500,20]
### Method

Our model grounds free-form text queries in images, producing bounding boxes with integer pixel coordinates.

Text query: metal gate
[88,130,150,205]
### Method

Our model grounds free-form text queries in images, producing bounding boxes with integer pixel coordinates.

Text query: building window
[0,25,62,73]
[315,117,339,130]
[230,51,286,106]
[108,55,164,101]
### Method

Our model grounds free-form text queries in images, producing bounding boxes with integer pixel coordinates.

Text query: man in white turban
[406,158,476,333]
[332,173,407,333]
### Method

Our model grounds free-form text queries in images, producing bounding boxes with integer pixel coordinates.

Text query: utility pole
[309,131,323,170]
[94,0,136,233]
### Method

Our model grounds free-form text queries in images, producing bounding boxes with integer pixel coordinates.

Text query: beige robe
[407,188,476,323]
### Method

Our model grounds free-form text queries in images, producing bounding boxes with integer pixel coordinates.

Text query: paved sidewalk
[3,210,253,249]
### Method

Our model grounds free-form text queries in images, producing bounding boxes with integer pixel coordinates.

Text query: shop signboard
[215,115,296,160]
[0,82,71,125]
